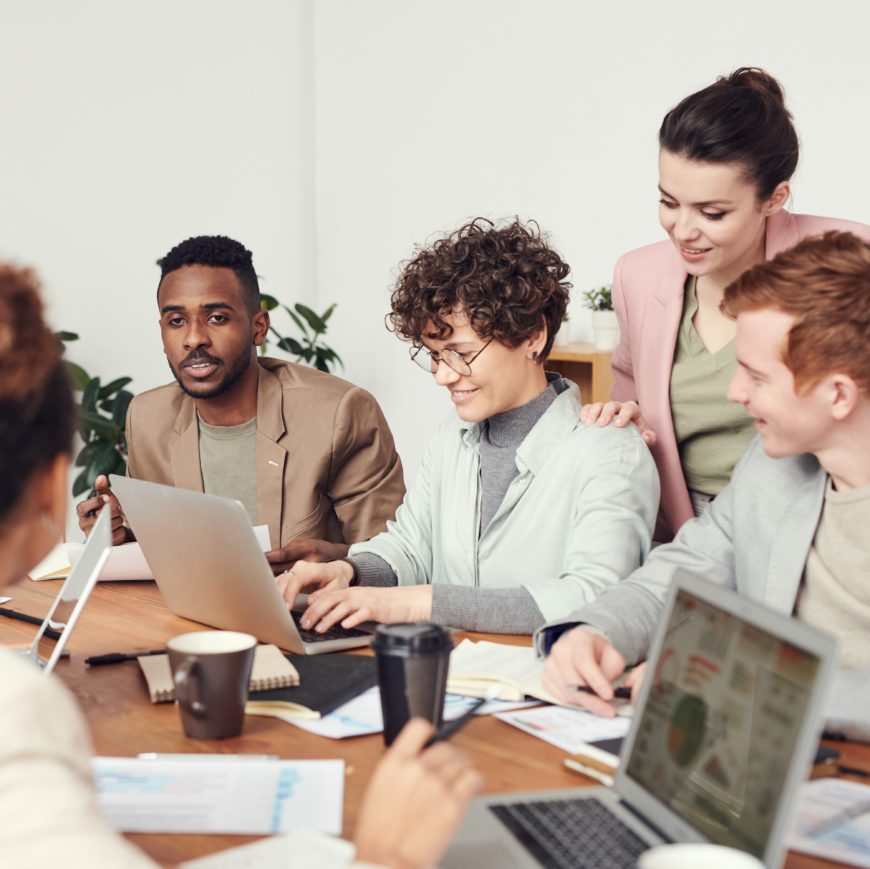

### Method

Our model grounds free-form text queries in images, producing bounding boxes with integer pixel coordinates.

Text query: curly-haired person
[279,219,659,635]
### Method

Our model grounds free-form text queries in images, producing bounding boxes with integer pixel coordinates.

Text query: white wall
[314,0,870,482]
[0,0,315,391]
[1,0,867,510]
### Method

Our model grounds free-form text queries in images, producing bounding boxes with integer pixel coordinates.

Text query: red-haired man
[539,231,870,737]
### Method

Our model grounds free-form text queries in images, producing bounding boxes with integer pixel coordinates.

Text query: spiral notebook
[138,644,299,703]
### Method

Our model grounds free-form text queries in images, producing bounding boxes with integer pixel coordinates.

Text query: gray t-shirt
[796,480,870,668]
[198,416,257,525]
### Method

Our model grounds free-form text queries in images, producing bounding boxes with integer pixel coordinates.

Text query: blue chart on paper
[272,767,302,831]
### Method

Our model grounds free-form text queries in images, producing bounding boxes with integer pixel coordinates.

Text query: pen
[0,607,62,641]
[573,685,633,701]
[425,697,487,748]
[85,649,165,666]
[85,483,99,519]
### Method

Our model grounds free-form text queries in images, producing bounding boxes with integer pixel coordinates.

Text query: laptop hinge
[617,798,673,844]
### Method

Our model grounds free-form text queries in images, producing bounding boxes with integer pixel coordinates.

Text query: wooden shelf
[547,342,614,404]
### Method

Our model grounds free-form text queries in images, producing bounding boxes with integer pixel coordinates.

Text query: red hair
[722,231,870,392]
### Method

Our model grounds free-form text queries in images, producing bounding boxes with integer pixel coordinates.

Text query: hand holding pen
[75,474,128,545]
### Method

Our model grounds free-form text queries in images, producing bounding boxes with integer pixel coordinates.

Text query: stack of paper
[447,638,557,703]
[92,755,343,835]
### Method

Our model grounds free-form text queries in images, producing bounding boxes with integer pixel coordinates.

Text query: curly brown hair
[0,264,74,526]
[388,218,571,360]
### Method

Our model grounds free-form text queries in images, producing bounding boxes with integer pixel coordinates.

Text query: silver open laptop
[444,572,837,869]
[21,507,112,674]
[109,475,373,655]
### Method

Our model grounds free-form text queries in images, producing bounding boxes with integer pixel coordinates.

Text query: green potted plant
[258,295,343,373]
[582,285,618,350]
[56,332,134,496]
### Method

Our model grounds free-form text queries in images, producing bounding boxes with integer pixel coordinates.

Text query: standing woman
[583,68,869,541]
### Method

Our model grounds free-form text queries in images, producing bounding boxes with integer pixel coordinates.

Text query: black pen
[0,607,62,641]
[85,649,165,666]
[425,697,488,748]
[85,483,99,519]
[574,685,633,701]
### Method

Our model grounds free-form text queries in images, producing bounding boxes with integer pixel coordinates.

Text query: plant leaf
[72,468,92,497]
[81,377,101,412]
[283,306,307,333]
[65,361,91,391]
[79,409,119,441]
[98,377,133,400]
[112,390,134,428]
[277,336,304,355]
[320,303,336,323]
[74,440,105,468]
[294,303,327,333]
[55,331,79,343]
[259,293,279,311]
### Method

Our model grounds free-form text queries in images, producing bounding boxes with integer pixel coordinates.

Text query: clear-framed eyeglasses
[409,337,494,376]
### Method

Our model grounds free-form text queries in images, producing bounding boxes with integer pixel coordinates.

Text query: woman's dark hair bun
[659,67,799,200]
[726,67,787,106]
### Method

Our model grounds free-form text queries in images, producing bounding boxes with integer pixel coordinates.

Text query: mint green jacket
[350,384,659,622]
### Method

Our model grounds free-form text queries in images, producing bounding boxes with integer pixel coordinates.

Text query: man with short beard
[77,235,404,570]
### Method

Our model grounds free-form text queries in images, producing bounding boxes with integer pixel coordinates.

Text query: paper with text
[92,756,343,835]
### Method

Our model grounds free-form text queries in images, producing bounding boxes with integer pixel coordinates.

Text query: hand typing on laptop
[541,626,645,718]
[302,583,433,633]
[275,559,355,604]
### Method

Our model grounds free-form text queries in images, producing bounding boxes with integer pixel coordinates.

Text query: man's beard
[168,347,252,400]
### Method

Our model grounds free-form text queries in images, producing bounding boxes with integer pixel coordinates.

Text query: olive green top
[669,276,755,496]
[198,415,258,524]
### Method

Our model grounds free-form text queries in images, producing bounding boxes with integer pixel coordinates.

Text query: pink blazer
[611,209,870,541]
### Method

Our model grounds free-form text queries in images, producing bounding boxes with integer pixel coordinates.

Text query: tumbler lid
[372,622,454,656]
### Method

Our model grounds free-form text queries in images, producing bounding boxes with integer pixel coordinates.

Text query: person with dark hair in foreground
[0,263,479,868]
[582,68,870,542]
[541,232,870,739]
[279,218,659,635]
[77,235,405,569]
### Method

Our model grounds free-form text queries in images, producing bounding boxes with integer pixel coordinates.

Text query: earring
[528,350,538,361]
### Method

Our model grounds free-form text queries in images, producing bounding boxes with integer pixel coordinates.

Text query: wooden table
[548,342,615,405]
[1,579,863,868]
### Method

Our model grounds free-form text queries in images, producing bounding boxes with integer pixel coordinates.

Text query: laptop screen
[623,585,822,859]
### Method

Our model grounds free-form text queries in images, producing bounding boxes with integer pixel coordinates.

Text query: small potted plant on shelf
[582,285,618,350]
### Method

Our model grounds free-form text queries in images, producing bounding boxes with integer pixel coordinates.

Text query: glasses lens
[411,347,437,373]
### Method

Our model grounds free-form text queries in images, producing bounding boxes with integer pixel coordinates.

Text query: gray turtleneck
[349,377,569,633]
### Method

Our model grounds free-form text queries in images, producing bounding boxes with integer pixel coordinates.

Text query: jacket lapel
[764,461,827,612]
[170,398,204,492]
[255,367,287,550]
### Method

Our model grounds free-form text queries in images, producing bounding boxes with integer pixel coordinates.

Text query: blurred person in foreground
[0,263,478,868]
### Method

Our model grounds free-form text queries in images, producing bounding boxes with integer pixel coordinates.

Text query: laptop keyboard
[490,796,648,868]
[290,610,371,644]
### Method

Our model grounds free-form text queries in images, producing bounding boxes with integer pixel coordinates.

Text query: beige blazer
[125,358,405,548]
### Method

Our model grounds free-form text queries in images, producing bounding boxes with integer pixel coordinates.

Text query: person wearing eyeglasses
[276,218,659,635]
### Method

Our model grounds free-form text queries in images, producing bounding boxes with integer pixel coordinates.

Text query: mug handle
[174,658,206,717]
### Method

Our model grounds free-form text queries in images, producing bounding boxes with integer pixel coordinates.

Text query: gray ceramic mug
[166,630,256,739]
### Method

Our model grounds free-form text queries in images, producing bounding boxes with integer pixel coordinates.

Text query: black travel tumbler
[373,622,454,745]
